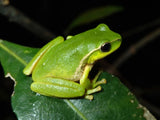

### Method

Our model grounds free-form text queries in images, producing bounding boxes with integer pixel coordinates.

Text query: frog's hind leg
[31,77,85,98]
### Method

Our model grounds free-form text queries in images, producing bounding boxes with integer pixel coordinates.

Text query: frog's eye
[101,43,111,52]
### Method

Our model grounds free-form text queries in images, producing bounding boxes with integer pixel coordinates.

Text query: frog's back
[32,24,121,81]
[33,34,95,81]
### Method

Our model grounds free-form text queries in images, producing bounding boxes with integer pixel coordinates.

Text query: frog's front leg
[31,77,85,98]
[86,71,106,95]
[80,65,107,100]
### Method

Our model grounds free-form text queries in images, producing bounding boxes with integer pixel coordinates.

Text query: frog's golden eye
[100,43,111,52]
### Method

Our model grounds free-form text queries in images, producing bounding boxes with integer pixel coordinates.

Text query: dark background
[0,0,160,119]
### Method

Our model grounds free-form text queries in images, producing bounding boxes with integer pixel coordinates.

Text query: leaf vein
[64,99,88,120]
[0,40,27,66]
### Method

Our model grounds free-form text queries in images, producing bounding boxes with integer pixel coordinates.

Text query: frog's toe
[93,78,107,88]
[86,86,102,95]
[84,95,93,100]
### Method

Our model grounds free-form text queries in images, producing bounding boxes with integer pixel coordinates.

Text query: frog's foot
[92,71,107,88]
[85,85,105,100]
[87,86,102,94]
[84,72,107,100]
[92,78,106,88]
[85,95,93,100]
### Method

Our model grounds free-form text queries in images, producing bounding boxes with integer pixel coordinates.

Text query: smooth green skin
[23,24,122,100]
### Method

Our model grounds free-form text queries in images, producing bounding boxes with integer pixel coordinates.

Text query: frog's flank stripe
[64,99,88,120]
[0,40,27,66]
[74,47,99,79]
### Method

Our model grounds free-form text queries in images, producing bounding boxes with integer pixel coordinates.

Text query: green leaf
[0,40,155,120]
[65,5,124,33]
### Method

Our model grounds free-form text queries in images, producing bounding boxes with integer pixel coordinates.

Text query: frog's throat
[73,47,100,80]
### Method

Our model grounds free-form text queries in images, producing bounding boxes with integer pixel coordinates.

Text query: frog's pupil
[101,43,111,52]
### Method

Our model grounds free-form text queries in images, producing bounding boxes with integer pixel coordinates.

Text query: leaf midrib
[0,40,27,66]
[64,99,87,120]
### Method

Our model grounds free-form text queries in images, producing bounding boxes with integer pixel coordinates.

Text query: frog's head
[87,24,122,64]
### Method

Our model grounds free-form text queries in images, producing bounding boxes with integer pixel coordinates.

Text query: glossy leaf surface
[0,40,148,120]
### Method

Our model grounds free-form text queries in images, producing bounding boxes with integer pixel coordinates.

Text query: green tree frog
[23,24,122,100]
